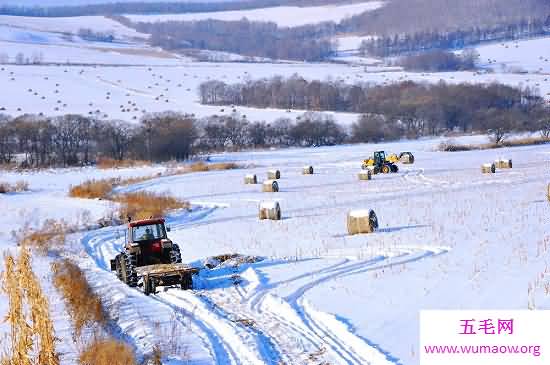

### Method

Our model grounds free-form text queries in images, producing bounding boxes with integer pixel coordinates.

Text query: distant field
[471,36,550,74]
[1,63,549,124]
[126,1,385,27]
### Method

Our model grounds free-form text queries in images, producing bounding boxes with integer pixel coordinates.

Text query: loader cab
[373,151,386,166]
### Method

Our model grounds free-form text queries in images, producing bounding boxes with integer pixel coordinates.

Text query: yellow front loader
[361,151,414,174]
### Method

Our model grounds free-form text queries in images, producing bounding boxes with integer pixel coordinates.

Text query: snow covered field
[1,136,549,364]
[0,63,549,124]
[126,1,385,27]
[0,15,146,40]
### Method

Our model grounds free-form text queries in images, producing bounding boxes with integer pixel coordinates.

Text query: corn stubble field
[1,137,549,365]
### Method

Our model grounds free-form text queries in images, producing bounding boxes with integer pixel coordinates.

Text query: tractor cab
[123,218,180,267]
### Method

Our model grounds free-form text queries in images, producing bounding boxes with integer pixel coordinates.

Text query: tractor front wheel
[382,165,390,174]
[180,274,193,290]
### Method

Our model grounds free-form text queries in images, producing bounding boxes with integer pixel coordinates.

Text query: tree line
[342,0,550,37]
[395,49,479,72]
[360,17,550,57]
[1,93,548,168]
[134,18,336,61]
[0,111,346,168]
[199,76,549,137]
[0,0,347,17]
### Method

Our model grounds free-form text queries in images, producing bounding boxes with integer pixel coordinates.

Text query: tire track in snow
[79,207,282,365]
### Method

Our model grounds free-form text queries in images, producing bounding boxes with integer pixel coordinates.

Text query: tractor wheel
[391,164,398,173]
[170,244,182,264]
[115,255,123,281]
[369,210,379,230]
[121,252,138,287]
[382,165,390,174]
[144,277,155,296]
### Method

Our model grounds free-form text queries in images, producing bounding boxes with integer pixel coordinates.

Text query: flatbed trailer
[135,263,199,295]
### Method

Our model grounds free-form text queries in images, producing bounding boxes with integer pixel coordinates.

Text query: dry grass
[69,179,114,199]
[69,161,236,219]
[115,191,189,221]
[52,260,105,337]
[68,174,158,200]
[0,180,29,193]
[439,136,549,152]
[1,249,59,365]
[79,338,137,365]
[13,219,69,254]
[96,157,151,170]
[189,161,239,172]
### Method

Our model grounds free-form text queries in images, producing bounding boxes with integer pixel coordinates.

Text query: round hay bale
[481,163,496,174]
[495,159,512,169]
[259,201,281,220]
[244,174,257,184]
[347,209,378,235]
[547,183,550,202]
[267,169,281,180]
[262,180,279,192]
[302,166,314,175]
[358,170,372,181]
[399,152,415,164]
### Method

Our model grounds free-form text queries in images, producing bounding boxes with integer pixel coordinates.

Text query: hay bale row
[244,174,257,184]
[358,170,372,181]
[302,166,314,175]
[347,209,378,235]
[259,201,281,220]
[267,169,281,179]
[481,163,496,174]
[494,159,512,169]
[262,180,279,192]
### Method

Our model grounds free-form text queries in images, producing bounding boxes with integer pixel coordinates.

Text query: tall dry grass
[79,338,137,365]
[68,175,157,200]
[96,157,150,170]
[52,260,105,337]
[187,161,239,172]
[1,249,59,365]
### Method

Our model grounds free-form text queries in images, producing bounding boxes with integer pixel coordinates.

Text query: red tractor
[110,218,197,295]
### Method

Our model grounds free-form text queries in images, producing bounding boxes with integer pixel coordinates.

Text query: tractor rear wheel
[121,252,138,287]
[170,244,182,264]
[144,277,156,296]
[115,255,123,281]
[391,164,398,173]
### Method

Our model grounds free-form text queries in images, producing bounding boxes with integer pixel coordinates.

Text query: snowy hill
[126,1,385,27]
